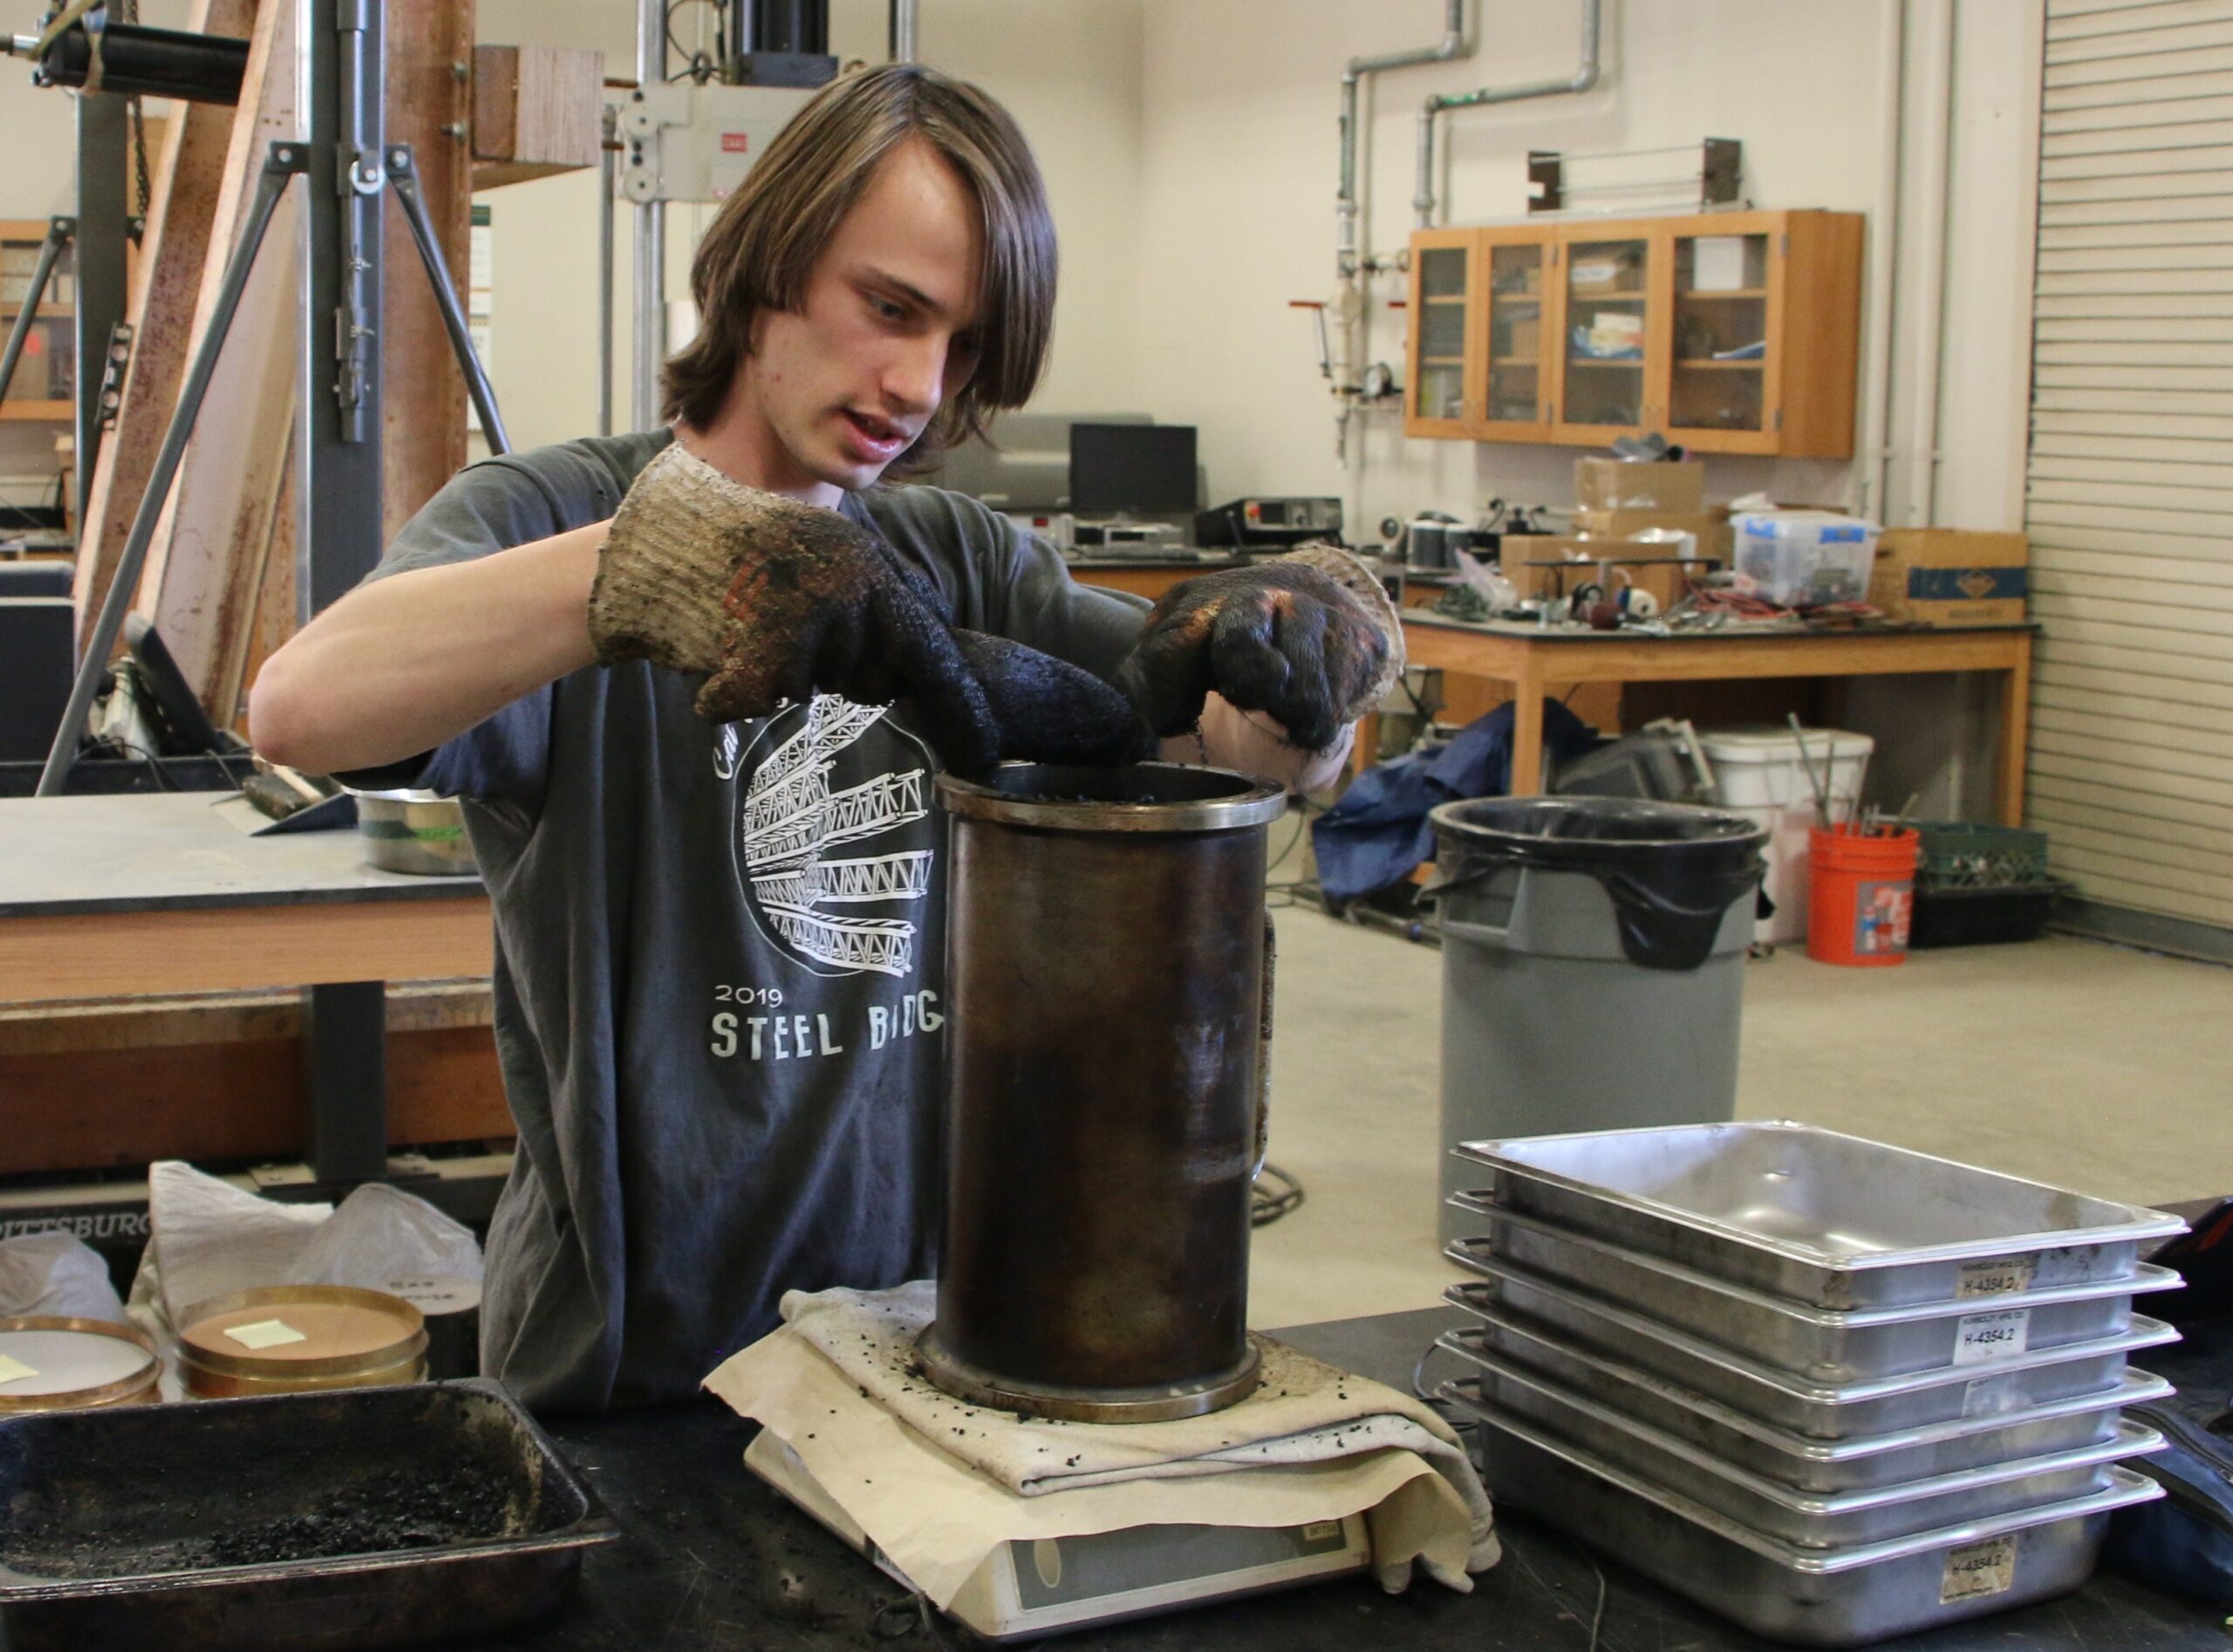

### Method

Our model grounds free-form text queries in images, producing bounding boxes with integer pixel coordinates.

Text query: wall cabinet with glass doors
[1404,208,1862,459]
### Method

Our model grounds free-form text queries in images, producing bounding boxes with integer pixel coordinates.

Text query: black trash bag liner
[1427,796,1767,972]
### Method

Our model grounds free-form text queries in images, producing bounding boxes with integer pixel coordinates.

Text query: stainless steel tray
[1462,1396,2163,1648]
[0,1379,616,1652]
[1444,1349,2159,1547]
[1439,1314,2171,1492]
[1453,1121,2184,1310]
[1451,1210,2179,1382]
[1445,1261,2179,1437]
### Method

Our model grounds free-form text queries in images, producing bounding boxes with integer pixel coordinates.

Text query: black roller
[33,22,249,106]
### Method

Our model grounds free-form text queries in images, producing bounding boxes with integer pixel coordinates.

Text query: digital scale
[746,1430,1374,1642]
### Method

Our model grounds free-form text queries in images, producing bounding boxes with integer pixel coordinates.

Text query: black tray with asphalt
[0,1378,614,1650]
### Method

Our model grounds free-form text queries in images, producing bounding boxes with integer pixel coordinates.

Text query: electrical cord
[1251,1163,1303,1227]
[662,0,724,83]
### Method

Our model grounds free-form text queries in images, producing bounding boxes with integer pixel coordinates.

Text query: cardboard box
[1507,536,1704,612]
[1574,457,1706,515]
[1571,509,1731,562]
[1870,529,2028,625]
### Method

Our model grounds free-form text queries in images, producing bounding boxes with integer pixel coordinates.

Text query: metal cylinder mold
[918,762,1287,1423]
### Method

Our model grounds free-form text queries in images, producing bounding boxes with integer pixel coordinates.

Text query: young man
[250,65,1396,1412]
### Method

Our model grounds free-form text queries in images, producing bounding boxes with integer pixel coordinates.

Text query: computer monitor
[1069,423,1198,515]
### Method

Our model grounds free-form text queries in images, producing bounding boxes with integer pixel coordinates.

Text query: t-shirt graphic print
[720,696,936,980]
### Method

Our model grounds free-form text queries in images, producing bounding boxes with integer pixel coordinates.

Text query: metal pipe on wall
[632,0,665,433]
[890,0,918,63]
[1902,0,1956,528]
[598,103,615,438]
[1336,0,1465,282]
[1414,0,1601,229]
[1856,0,1906,525]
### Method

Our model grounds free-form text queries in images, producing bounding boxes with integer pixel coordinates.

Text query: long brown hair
[661,65,1056,456]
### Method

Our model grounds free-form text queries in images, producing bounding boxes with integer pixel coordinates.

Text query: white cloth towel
[705,1280,1498,1598]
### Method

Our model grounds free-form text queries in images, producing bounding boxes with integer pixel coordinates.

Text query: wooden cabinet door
[1474,226,1557,442]
[1660,211,1782,456]
[1549,218,1656,447]
[1405,229,1481,439]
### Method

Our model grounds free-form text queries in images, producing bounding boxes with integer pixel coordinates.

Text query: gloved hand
[589,442,1148,775]
[1116,545,1404,754]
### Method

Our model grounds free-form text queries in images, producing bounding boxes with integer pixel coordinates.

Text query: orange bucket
[1806,825,1919,966]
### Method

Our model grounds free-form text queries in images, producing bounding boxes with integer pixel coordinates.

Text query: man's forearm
[248,522,606,775]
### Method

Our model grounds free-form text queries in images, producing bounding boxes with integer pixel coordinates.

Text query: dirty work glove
[588,442,1003,775]
[1116,545,1405,754]
[954,631,1155,768]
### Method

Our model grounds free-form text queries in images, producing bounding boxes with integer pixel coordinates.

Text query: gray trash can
[1428,796,1767,1243]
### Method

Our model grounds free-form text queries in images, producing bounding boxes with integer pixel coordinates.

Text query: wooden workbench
[0,791,490,1002]
[0,791,495,1184]
[1396,615,2038,826]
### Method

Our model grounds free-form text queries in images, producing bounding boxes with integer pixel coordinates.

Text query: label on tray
[1952,1308,2032,1365]
[1956,1256,2037,1298]
[1940,1534,2018,1603]
[223,1318,308,1350]
[0,1355,38,1384]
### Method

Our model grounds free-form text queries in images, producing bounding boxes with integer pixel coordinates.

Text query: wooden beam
[471,44,603,190]
[72,0,260,657]
[0,1026,510,1177]
[384,0,475,539]
[133,0,302,713]
[0,898,494,1003]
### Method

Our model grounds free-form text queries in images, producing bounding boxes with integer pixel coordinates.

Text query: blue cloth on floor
[1310,700,1596,902]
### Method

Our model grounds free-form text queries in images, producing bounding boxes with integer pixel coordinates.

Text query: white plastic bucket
[1700,728,1874,945]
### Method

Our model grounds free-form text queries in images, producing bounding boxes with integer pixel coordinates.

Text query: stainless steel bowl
[351,789,476,876]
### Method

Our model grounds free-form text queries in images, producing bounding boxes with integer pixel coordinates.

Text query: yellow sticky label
[0,1354,39,1384]
[223,1318,308,1350]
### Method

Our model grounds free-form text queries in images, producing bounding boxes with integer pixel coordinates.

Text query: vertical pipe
[632,0,666,433]
[1911,0,1956,527]
[73,90,129,518]
[889,0,917,63]
[598,103,615,438]
[1857,0,1906,524]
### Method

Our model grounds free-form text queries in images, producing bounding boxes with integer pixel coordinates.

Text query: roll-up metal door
[2029,0,2233,935]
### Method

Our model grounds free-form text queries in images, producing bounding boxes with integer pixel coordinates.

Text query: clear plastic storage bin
[1733,513,1880,608]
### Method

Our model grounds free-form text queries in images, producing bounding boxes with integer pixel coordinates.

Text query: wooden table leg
[1997,636,2033,827]
[1351,710,1380,780]
[1509,664,1547,795]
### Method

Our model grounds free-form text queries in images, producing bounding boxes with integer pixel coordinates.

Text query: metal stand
[32,0,513,1190]
[75,91,130,517]
[0,216,72,413]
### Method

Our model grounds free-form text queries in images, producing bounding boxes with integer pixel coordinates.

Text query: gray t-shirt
[358,428,1146,1411]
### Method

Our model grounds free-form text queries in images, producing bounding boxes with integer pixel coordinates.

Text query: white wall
[469,0,1144,454]
[1130,0,2040,542]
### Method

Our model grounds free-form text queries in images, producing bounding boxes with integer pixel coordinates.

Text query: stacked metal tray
[1440,1121,2184,1646]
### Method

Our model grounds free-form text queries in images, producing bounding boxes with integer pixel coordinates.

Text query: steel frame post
[301,980,390,1184]
[386,144,509,454]
[298,0,385,619]
[73,92,129,519]
[38,146,307,797]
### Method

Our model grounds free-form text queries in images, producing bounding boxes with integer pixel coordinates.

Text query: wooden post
[131,0,302,717]
[72,0,259,658]
[383,0,475,538]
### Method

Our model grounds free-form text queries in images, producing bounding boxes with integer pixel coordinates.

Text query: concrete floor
[1246,884,2233,1330]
